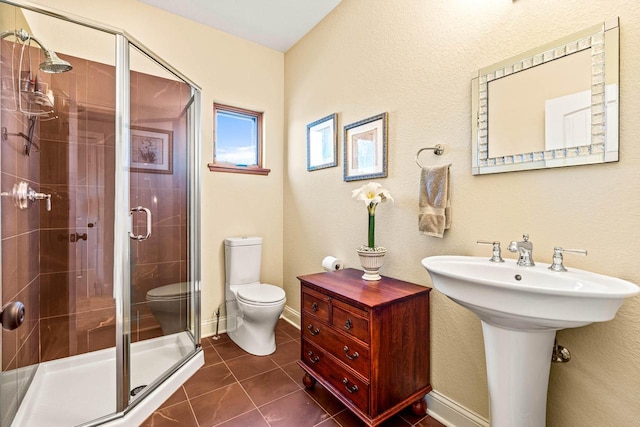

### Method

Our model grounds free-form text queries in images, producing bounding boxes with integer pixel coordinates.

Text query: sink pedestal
[422,255,640,427]
[482,322,555,427]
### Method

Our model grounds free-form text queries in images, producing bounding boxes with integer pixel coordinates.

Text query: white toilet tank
[224,236,262,285]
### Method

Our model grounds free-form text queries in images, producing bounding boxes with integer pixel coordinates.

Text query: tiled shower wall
[37,54,118,361]
[1,41,189,366]
[1,39,41,372]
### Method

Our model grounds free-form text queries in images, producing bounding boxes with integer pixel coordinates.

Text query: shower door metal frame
[0,1,203,425]
[114,33,131,415]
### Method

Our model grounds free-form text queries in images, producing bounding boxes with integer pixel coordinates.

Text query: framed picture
[343,112,388,181]
[130,126,173,174]
[307,113,338,171]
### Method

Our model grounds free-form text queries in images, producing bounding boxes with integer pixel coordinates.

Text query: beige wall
[284,0,640,425]
[30,0,285,333]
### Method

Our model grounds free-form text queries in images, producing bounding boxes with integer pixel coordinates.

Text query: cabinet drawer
[301,287,330,322]
[302,313,370,377]
[332,305,369,343]
[302,340,369,413]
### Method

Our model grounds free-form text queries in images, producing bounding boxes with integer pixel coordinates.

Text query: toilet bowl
[224,237,286,356]
[146,282,188,335]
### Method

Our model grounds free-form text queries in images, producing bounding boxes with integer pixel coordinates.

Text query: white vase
[356,246,387,281]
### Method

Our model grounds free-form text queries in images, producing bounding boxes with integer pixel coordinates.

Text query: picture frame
[307,113,338,171]
[130,126,173,174]
[343,112,388,181]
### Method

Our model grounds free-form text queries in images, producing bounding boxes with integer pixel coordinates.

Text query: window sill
[207,163,271,176]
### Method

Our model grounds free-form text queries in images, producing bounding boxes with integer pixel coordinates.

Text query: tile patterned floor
[141,320,444,427]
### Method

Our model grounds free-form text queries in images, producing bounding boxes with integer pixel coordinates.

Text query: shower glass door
[126,42,199,404]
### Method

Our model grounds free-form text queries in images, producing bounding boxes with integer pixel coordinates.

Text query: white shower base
[12,332,203,427]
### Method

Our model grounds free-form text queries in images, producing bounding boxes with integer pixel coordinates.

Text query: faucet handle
[522,234,530,242]
[477,240,504,263]
[549,247,588,272]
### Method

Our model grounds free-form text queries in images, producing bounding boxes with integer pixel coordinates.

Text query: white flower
[352,182,394,208]
[352,182,393,248]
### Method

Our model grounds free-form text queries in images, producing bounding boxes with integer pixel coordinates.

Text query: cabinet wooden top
[298,268,431,308]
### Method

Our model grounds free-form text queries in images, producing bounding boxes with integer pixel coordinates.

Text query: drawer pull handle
[307,324,320,336]
[344,318,352,330]
[307,351,320,364]
[343,346,359,360]
[342,377,359,394]
[311,302,318,312]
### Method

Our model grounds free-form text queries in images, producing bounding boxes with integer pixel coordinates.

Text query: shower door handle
[128,206,152,241]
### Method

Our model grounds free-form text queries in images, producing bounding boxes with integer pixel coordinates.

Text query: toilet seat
[146,282,189,301]
[237,284,286,305]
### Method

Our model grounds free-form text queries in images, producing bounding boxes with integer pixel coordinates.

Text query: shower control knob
[1,301,25,331]
[4,181,52,211]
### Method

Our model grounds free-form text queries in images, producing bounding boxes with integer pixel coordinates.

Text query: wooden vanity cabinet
[297,269,432,426]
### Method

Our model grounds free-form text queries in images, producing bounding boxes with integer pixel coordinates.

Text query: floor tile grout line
[181,347,244,402]
[210,407,260,427]
[254,386,332,427]
[225,342,306,426]
[155,385,189,411]
[231,362,284,383]
[302,387,345,425]
[280,361,305,385]
[209,337,304,403]
[232,366,268,423]
[312,412,346,427]
[332,409,349,427]
[185,392,200,426]
[199,357,261,427]
[399,411,429,426]
[236,365,296,408]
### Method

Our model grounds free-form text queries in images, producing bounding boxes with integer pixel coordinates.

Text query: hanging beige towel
[419,164,451,238]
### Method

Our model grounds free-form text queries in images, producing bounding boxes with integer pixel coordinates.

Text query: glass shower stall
[0,1,202,425]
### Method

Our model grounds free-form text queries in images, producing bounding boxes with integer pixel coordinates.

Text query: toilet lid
[147,282,189,300]
[237,284,286,304]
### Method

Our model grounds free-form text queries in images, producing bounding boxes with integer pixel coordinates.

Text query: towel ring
[415,145,445,167]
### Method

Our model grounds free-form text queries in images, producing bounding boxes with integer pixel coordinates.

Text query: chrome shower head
[40,49,72,74]
[0,28,72,73]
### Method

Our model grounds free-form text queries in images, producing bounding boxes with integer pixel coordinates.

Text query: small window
[208,103,270,175]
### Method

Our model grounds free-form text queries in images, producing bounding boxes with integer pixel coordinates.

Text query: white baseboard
[282,305,301,327]
[426,390,489,427]
[200,306,301,340]
[201,315,227,339]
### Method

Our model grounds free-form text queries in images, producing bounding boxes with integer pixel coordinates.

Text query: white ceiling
[137,0,343,52]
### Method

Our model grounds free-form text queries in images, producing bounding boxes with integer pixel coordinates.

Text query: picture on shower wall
[131,126,173,174]
[343,112,388,181]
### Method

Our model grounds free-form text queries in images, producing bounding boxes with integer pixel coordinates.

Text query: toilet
[146,282,189,335]
[224,236,286,356]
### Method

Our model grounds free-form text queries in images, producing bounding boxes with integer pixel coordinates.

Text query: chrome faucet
[476,240,504,263]
[508,234,534,266]
[548,247,587,272]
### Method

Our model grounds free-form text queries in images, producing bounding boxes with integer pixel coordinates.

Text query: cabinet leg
[303,373,316,389]
[411,397,427,417]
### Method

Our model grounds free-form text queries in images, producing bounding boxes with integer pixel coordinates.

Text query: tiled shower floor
[142,320,444,427]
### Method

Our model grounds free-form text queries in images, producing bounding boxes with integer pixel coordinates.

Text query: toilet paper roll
[322,256,343,271]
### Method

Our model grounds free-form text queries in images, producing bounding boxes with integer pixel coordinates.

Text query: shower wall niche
[0,3,201,426]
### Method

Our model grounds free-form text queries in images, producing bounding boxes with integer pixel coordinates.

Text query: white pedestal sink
[421,256,639,427]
